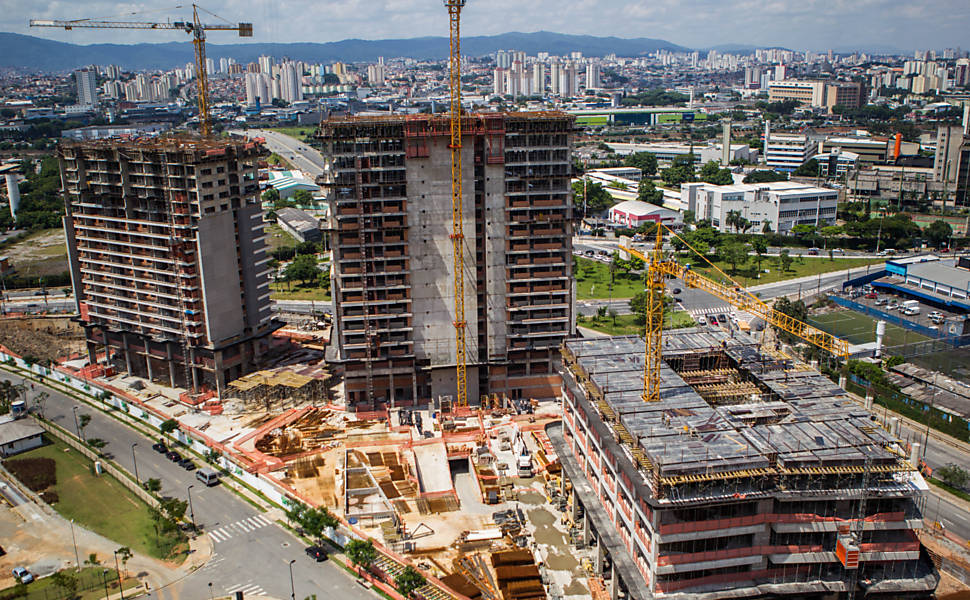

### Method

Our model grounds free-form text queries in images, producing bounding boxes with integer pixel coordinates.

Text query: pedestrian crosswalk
[689,306,731,319]
[207,515,273,543]
[225,582,266,596]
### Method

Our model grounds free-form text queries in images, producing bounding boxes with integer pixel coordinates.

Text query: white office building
[682,181,838,234]
[75,69,99,106]
[764,133,818,172]
[586,62,601,89]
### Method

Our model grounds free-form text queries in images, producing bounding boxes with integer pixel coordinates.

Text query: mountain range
[1,30,691,72]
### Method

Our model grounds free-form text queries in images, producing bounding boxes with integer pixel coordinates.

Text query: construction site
[559,331,939,599]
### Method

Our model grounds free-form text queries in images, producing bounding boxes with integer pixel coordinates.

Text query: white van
[196,468,220,486]
[901,300,920,315]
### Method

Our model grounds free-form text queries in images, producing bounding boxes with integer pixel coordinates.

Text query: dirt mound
[3,456,55,492]
[0,317,84,363]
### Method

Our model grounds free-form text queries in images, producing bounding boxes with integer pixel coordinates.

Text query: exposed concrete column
[583,510,593,546]
[122,334,132,375]
[609,562,620,600]
[145,350,154,381]
[213,350,225,397]
[167,344,176,388]
[570,489,581,521]
[595,534,606,574]
[189,347,199,392]
[86,341,97,365]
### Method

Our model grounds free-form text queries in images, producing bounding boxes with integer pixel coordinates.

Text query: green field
[269,281,331,302]
[12,437,183,560]
[679,255,884,289]
[574,257,644,299]
[265,223,299,250]
[808,310,930,346]
[267,126,316,141]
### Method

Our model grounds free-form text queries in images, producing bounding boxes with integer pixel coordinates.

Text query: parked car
[152,442,168,453]
[887,301,899,310]
[584,250,595,256]
[928,311,944,319]
[696,316,706,326]
[671,288,682,295]
[305,546,328,562]
[874,298,886,306]
[808,248,820,256]
[717,314,728,326]
[708,315,718,326]
[12,567,33,584]
[178,457,196,471]
[166,450,183,462]
[865,292,877,299]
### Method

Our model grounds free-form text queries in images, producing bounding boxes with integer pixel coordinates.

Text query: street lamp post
[114,551,125,600]
[101,569,110,600]
[70,519,80,572]
[187,485,196,531]
[131,443,139,485]
[288,559,296,600]
[208,583,214,600]
[72,406,82,441]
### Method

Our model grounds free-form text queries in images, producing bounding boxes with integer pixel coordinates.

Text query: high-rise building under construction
[557,332,938,599]
[58,137,280,397]
[318,113,575,408]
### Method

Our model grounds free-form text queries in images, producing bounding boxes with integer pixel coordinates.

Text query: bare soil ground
[3,229,68,277]
[0,317,85,363]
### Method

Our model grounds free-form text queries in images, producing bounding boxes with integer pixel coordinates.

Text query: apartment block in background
[318,113,574,409]
[558,333,937,599]
[58,137,280,397]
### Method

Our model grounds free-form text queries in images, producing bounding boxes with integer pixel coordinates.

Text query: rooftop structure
[559,331,937,598]
[276,207,321,243]
[58,136,281,399]
[318,112,574,409]
[876,255,970,314]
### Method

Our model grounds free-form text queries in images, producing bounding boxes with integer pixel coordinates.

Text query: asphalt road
[231,129,327,177]
[4,371,373,600]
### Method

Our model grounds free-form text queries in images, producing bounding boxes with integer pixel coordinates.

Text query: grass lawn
[265,223,299,250]
[2,229,69,277]
[577,311,695,336]
[267,126,316,142]
[11,437,184,560]
[0,567,140,600]
[574,257,645,300]
[676,254,883,289]
[270,281,331,302]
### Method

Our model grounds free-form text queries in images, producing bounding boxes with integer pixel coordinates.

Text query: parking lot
[843,284,967,333]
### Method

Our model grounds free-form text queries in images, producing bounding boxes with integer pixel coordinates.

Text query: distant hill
[0,31,690,72]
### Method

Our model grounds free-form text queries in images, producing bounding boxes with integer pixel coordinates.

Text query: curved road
[231,129,327,177]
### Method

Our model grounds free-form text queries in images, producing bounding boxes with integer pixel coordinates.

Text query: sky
[4,0,969,53]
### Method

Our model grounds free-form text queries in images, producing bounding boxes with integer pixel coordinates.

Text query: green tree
[743,170,788,184]
[143,478,162,493]
[291,189,314,206]
[820,225,843,250]
[779,249,793,272]
[661,154,696,186]
[793,158,820,177]
[762,219,773,234]
[624,152,658,176]
[160,419,179,435]
[345,539,377,573]
[284,255,320,286]
[719,240,748,274]
[159,498,188,522]
[936,464,970,489]
[699,160,733,185]
[772,297,808,343]
[924,219,953,248]
[115,547,133,579]
[637,178,664,206]
[750,236,768,273]
[683,210,695,224]
[394,566,427,597]
[51,571,78,599]
[572,179,615,214]
[261,188,281,205]
[77,414,91,441]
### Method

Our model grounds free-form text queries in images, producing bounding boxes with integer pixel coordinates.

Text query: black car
[166,451,182,462]
[179,457,196,471]
[152,442,168,453]
[305,546,328,562]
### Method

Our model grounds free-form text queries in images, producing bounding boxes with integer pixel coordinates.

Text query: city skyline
[4,0,969,54]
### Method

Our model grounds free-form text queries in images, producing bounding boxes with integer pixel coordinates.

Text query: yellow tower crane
[626,225,850,404]
[444,0,469,408]
[30,5,252,137]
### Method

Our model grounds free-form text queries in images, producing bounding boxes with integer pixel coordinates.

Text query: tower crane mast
[31,4,252,137]
[444,0,469,408]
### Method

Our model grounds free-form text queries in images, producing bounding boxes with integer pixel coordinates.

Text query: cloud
[2,0,967,51]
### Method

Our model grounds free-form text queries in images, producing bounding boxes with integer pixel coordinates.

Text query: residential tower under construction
[58,137,281,398]
[318,112,575,409]
[558,331,938,599]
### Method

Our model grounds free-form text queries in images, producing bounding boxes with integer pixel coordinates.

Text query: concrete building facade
[58,137,280,398]
[319,113,574,409]
[764,133,818,172]
[559,333,937,599]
